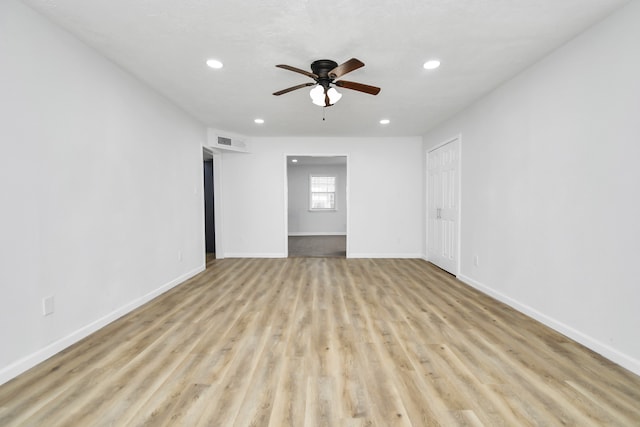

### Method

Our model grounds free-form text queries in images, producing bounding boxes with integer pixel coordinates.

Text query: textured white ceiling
[23,0,628,137]
[288,156,347,167]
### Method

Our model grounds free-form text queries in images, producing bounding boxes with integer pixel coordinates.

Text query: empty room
[1,0,639,425]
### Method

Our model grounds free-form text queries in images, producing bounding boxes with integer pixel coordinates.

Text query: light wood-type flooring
[1,257,639,426]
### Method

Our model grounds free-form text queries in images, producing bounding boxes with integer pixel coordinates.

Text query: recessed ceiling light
[254,118,265,124]
[379,119,390,125]
[291,159,298,163]
[206,59,223,69]
[423,59,441,70]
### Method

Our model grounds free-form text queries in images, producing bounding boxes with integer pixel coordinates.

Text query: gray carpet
[288,235,346,258]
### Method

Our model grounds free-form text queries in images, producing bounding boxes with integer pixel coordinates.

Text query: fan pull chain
[323,107,326,121]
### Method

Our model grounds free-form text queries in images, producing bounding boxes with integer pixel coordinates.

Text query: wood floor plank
[1,257,639,426]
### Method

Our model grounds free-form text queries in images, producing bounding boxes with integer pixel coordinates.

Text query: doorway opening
[203,149,216,265]
[286,155,348,258]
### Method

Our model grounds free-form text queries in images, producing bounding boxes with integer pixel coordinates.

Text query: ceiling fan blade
[329,58,364,79]
[276,64,318,79]
[273,82,316,96]
[334,80,381,95]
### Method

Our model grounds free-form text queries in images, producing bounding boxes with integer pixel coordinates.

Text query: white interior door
[427,138,460,274]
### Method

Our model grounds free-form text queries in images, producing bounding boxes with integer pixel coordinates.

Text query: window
[310,175,336,210]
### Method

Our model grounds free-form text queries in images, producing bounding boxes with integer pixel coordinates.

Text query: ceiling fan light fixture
[310,85,325,106]
[327,87,342,104]
[274,58,380,106]
[310,85,342,106]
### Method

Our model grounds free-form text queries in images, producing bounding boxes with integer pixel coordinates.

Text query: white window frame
[309,175,337,211]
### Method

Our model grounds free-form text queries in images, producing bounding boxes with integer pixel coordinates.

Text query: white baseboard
[0,264,205,386]
[288,232,347,236]
[457,274,640,376]
[348,253,423,259]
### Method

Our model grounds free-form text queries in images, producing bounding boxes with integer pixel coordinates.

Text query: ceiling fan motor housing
[311,59,338,87]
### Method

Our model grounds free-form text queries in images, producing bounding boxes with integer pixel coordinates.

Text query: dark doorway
[203,160,215,255]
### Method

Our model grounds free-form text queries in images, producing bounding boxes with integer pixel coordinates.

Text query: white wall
[423,1,640,375]
[287,162,347,235]
[221,138,423,258]
[0,0,206,384]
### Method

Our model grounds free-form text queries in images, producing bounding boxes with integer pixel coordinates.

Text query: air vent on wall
[217,136,232,146]
[207,128,248,153]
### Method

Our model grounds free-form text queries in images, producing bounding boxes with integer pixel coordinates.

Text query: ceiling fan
[273,58,381,107]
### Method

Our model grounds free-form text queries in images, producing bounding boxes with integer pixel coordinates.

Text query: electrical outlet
[473,255,479,267]
[178,250,183,261]
[42,296,55,316]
